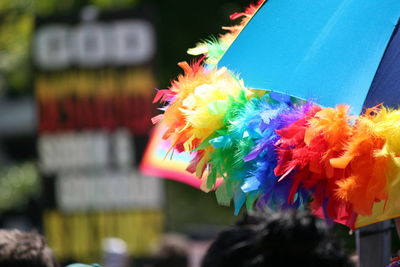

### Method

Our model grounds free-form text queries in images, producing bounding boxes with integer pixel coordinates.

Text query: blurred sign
[39,130,133,173]
[44,210,163,263]
[34,20,155,69]
[34,6,162,262]
[33,5,158,208]
[36,67,154,135]
[56,170,163,211]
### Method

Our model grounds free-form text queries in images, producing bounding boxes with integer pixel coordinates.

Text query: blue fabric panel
[219,0,400,114]
[363,23,400,110]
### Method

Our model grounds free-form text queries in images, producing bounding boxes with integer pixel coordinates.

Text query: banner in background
[140,123,223,190]
[33,6,163,262]
[44,210,163,263]
[140,123,206,189]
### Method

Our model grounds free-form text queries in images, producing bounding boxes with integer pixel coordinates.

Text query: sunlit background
[0,0,393,266]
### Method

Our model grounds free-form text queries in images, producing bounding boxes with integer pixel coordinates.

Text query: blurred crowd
[0,209,356,267]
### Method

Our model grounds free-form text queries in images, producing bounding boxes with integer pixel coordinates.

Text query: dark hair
[152,233,189,267]
[201,209,353,267]
[0,229,60,267]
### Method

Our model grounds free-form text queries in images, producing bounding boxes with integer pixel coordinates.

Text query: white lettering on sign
[38,130,134,173]
[34,25,71,70]
[34,20,155,70]
[72,23,109,67]
[112,20,155,65]
[56,170,164,211]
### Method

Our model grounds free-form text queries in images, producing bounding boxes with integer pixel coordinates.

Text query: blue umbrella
[148,0,400,229]
[219,0,400,114]
[215,0,400,228]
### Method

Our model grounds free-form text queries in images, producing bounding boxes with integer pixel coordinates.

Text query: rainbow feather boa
[153,0,400,229]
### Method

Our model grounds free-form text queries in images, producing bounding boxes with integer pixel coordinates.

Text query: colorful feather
[332,106,400,216]
[209,93,310,213]
[153,60,249,178]
[241,99,309,210]
[187,0,265,65]
[274,105,356,224]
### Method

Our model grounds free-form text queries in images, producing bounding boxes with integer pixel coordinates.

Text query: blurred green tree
[0,0,139,94]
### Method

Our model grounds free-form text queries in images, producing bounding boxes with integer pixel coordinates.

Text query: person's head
[0,229,59,267]
[152,233,189,267]
[201,209,353,267]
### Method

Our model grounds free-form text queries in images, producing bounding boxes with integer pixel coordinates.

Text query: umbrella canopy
[147,0,400,229]
[219,0,400,114]
[364,24,400,109]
